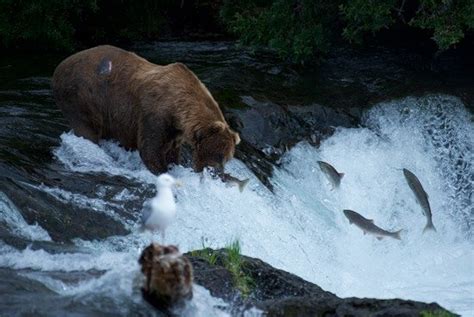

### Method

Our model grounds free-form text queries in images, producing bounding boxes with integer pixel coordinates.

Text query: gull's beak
[174,180,183,187]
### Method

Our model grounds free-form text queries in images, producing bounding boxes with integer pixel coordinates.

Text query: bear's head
[193,121,240,172]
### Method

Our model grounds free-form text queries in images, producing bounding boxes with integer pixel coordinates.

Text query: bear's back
[143,62,225,125]
[52,45,152,147]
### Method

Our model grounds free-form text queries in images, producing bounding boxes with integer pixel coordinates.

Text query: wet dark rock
[260,296,451,317]
[187,255,236,302]
[222,96,360,190]
[0,172,128,242]
[187,249,454,317]
[227,97,358,148]
[212,43,472,189]
[233,140,276,191]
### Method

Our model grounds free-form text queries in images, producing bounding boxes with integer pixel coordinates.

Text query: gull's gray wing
[140,200,152,225]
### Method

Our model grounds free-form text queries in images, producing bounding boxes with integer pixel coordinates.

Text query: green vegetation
[0,0,221,51]
[190,247,218,265]
[221,0,474,63]
[340,0,397,45]
[223,239,254,297]
[0,0,98,50]
[190,239,254,297]
[420,310,456,317]
[190,239,218,265]
[1,1,472,63]
[409,0,474,49]
[220,0,338,63]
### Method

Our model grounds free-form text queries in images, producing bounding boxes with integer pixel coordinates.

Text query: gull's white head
[156,173,176,188]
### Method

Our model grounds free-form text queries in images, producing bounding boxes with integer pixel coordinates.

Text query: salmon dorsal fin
[339,172,345,178]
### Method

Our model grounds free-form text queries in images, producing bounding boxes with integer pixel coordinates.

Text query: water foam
[53,134,156,182]
[0,241,128,271]
[14,94,472,315]
[1,241,260,316]
[33,184,134,228]
[271,95,474,315]
[0,191,51,241]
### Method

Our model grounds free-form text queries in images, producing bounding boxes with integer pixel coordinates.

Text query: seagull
[141,173,180,243]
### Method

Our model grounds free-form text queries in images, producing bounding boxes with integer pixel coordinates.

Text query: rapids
[0,43,472,316]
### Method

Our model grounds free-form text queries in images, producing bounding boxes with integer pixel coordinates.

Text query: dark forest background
[0,0,473,64]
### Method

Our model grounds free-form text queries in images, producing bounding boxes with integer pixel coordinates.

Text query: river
[0,42,473,316]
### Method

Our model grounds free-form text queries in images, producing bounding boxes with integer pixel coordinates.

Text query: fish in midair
[343,209,402,240]
[220,173,250,192]
[318,161,344,188]
[402,168,436,233]
[207,167,250,193]
[141,173,180,242]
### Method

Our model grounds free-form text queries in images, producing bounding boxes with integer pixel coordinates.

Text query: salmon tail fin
[238,178,250,193]
[339,172,345,179]
[393,230,403,240]
[423,221,437,234]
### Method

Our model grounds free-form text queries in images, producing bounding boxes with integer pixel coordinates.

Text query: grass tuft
[223,239,254,297]
[190,238,218,265]
[420,310,456,317]
[189,238,254,297]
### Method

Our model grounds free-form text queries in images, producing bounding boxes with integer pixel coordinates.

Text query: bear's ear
[233,132,241,145]
[194,122,225,143]
[209,121,226,134]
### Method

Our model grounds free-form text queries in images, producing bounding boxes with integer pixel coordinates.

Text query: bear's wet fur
[52,45,240,173]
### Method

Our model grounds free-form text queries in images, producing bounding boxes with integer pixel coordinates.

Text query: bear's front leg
[139,143,168,174]
[70,120,100,144]
[138,130,169,175]
[164,141,181,167]
[138,114,182,174]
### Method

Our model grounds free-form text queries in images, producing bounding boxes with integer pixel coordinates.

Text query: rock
[223,97,358,190]
[187,255,236,302]
[187,249,455,317]
[139,244,193,311]
[259,296,450,317]
[185,43,472,190]
[227,96,357,151]
[0,174,128,243]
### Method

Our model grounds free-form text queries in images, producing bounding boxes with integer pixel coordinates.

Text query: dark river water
[0,42,473,316]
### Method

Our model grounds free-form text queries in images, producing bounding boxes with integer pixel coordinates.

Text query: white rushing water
[0,192,51,241]
[0,94,473,315]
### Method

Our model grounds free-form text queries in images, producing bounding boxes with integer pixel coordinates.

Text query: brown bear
[52,45,240,174]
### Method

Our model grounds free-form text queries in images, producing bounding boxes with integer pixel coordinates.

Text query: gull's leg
[161,230,166,245]
[147,230,154,244]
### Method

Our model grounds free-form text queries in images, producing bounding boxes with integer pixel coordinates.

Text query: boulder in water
[139,244,193,310]
[187,249,455,316]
